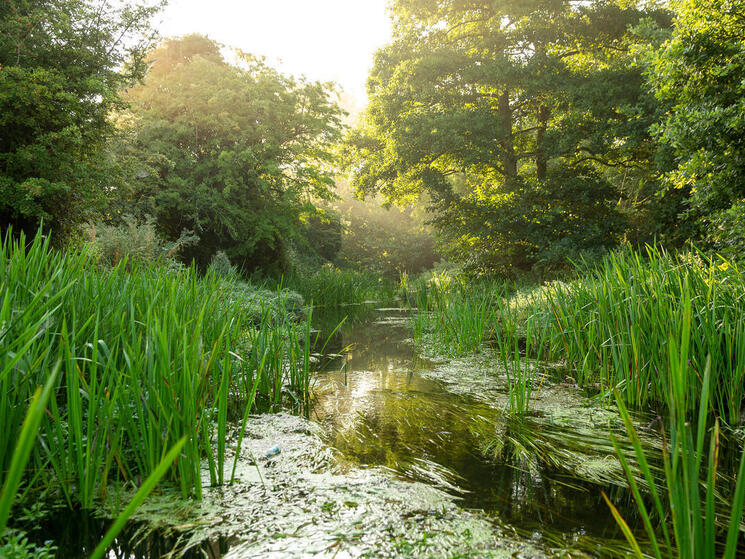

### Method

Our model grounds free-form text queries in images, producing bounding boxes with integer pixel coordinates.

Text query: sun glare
[157,0,392,107]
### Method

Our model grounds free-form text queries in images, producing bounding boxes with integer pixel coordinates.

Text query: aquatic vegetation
[410,246,745,423]
[92,413,546,559]
[0,368,186,559]
[409,274,503,356]
[283,265,396,307]
[0,229,316,517]
[408,273,540,413]
[606,307,745,558]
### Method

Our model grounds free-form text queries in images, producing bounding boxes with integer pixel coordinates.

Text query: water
[311,307,631,548]
[41,305,643,557]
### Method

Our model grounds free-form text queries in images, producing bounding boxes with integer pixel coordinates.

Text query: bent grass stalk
[606,297,745,558]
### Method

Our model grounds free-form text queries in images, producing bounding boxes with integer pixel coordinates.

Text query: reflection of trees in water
[38,512,234,559]
[312,309,643,551]
[313,313,636,543]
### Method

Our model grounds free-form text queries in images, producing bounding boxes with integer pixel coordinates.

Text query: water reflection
[312,307,635,545]
[40,511,235,559]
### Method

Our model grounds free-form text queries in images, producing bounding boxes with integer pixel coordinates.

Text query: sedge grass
[410,246,745,422]
[0,228,318,514]
[605,297,745,558]
[284,265,395,307]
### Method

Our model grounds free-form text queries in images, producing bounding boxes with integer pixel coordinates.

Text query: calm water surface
[311,307,630,547]
[46,305,638,557]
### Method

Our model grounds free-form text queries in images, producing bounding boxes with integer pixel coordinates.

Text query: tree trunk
[536,104,550,181]
[498,91,517,184]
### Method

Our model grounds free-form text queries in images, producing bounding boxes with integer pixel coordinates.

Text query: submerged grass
[0,229,316,520]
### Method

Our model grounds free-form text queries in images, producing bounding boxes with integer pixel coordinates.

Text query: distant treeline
[2,0,744,278]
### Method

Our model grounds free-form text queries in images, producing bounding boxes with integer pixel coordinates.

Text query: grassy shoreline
[0,230,316,554]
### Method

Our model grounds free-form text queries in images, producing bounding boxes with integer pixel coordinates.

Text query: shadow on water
[311,306,639,549]
[36,511,236,559]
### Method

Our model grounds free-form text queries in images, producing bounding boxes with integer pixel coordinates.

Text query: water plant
[284,265,395,307]
[605,297,745,558]
[409,246,745,423]
[0,228,317,516]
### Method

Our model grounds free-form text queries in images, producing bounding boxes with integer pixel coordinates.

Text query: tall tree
[647,0,745,254]
[123,35,344,272]
[346,0,670,275]
[0,0,161,238]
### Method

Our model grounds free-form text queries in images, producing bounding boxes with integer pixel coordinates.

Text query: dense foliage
[0,229,313,508]
[0,0,160,238]
[121,35,344,272]
[331,180,439,276]
[346,0,672,275]
[648,0,745,255]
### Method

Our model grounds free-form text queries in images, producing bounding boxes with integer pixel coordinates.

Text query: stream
[312,306,630,549]
[45,305,642,558]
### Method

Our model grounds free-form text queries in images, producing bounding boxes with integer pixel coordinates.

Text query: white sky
[157,0,392,109]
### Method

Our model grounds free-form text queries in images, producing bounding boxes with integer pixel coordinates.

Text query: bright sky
[157,0,392,109]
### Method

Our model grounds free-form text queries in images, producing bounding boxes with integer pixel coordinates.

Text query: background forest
[1,0,744,278]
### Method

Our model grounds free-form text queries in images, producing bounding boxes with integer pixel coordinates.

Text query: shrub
[85,215,198,269]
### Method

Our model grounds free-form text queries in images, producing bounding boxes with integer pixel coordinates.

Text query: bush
[207,251,238,278]
[85,216,198,269]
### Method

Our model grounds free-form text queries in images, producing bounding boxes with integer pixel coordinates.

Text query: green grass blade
[89,436,187,559]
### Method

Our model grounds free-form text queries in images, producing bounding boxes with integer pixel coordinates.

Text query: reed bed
[284,265,395,307]
[606,299,745,558]
[535,246,745,424]
[410,246,745,424]
[0,229,314,517]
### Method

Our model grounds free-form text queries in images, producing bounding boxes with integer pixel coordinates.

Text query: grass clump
[406,272,539,413]
[0,228,315,521]
[410,246,745,423]
[534,246,745,423]
[284,264,395,307]
[606,297,745,558]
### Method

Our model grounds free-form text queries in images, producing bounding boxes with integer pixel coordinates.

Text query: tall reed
[605,296,745,558]
[284,265,395,307]
[411,246,745,422]
[0,229,316,514]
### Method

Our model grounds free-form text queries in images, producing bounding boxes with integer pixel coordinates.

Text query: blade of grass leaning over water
[0,367,59,535]
[89,436,187,559]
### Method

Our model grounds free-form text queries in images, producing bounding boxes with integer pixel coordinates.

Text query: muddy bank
[102,414,546,558]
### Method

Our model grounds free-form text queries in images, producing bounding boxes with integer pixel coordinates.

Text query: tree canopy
[646,0,745,255]
[346,0,672,274]
[122,35,345,271]
[0,0,161,237]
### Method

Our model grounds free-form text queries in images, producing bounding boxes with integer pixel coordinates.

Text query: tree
[330,180,439,277]
[123,35,344,272]
[647,0,745,253]
[346,0,671,275]
[0,0,161,238]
